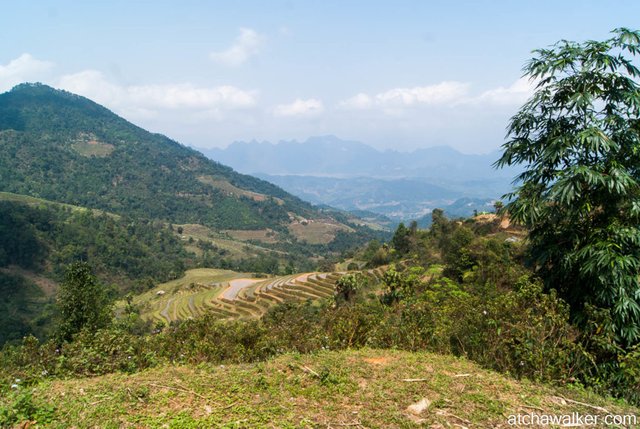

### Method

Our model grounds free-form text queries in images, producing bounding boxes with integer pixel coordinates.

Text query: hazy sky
[1,1,638,153]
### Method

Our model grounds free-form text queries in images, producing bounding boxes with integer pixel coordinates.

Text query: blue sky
[1,0,638,153]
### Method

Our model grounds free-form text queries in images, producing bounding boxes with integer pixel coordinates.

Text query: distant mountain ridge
[199,135,517,181]
[200,136,518,221]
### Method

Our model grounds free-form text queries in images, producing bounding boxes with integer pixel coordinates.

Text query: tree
[334,272,367,304]
[391,222,410,254]
[495,28,640,345]
[56,262,112,342]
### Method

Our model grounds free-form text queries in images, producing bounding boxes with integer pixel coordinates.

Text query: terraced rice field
[133,267,386,325]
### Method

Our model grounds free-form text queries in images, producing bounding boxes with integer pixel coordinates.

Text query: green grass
[0,192,86,212]
[6,348,637,428]
[0,192,119,220]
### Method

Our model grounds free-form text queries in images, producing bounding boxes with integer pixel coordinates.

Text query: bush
[0,390,55,427]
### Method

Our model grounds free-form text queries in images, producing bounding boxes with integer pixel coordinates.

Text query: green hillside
[0,83,384,345]
[0,83,374,242]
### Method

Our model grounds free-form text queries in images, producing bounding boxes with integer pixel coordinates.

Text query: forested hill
[0,83,347,232]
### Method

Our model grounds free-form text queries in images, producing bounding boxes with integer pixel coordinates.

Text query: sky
[0,0,638,154]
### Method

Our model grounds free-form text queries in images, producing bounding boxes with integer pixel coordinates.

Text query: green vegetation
[0,197,189,344]
[0,272,48,344]
[1,29,640,428]
[0,194,374,345]
[0,196,188,288]
[2,213,638,406]
[496,28,640,345]
[56,262,112,342]
[334,272,367,303]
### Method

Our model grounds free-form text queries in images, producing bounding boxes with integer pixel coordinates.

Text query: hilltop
[4,349,637,428]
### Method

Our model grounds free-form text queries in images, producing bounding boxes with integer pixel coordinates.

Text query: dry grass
[222,229,280,244]
[289,220,354,245]
[197,175,284,204]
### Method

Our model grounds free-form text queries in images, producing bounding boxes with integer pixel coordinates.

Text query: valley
[0,84,387,344]
[200,136,518,222]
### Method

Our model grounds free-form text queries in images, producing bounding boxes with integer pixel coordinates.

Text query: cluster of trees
[0,200,191,344]
[0,201,189,290]
[4,206,637,404]
[386,27,640,350]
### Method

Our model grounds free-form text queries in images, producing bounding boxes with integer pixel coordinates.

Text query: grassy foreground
[4,349,637,428]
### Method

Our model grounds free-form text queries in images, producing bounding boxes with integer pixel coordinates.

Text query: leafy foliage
[334,272,367,304]
[0,199,189,288]
[496,28,640,345]
[55,262,113,342]
[0,272,48,345]
[0,390,55,427]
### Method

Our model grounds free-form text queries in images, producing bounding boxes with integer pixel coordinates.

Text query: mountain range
[200,135,517,180]
[199,136,519,221]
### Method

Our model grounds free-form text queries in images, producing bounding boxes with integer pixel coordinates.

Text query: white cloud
[339,81,470,112]
[0,54,54,92]
[339,78,536,114]
[375,81,470,106]
[273,98,324,117]
[210,27,264,67]
[57,70,258,115]
[338,93,373,110]
[472,77,534,106]
[58,70,124,106]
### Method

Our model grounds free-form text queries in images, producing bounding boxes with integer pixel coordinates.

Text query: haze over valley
[200,135,519,222]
